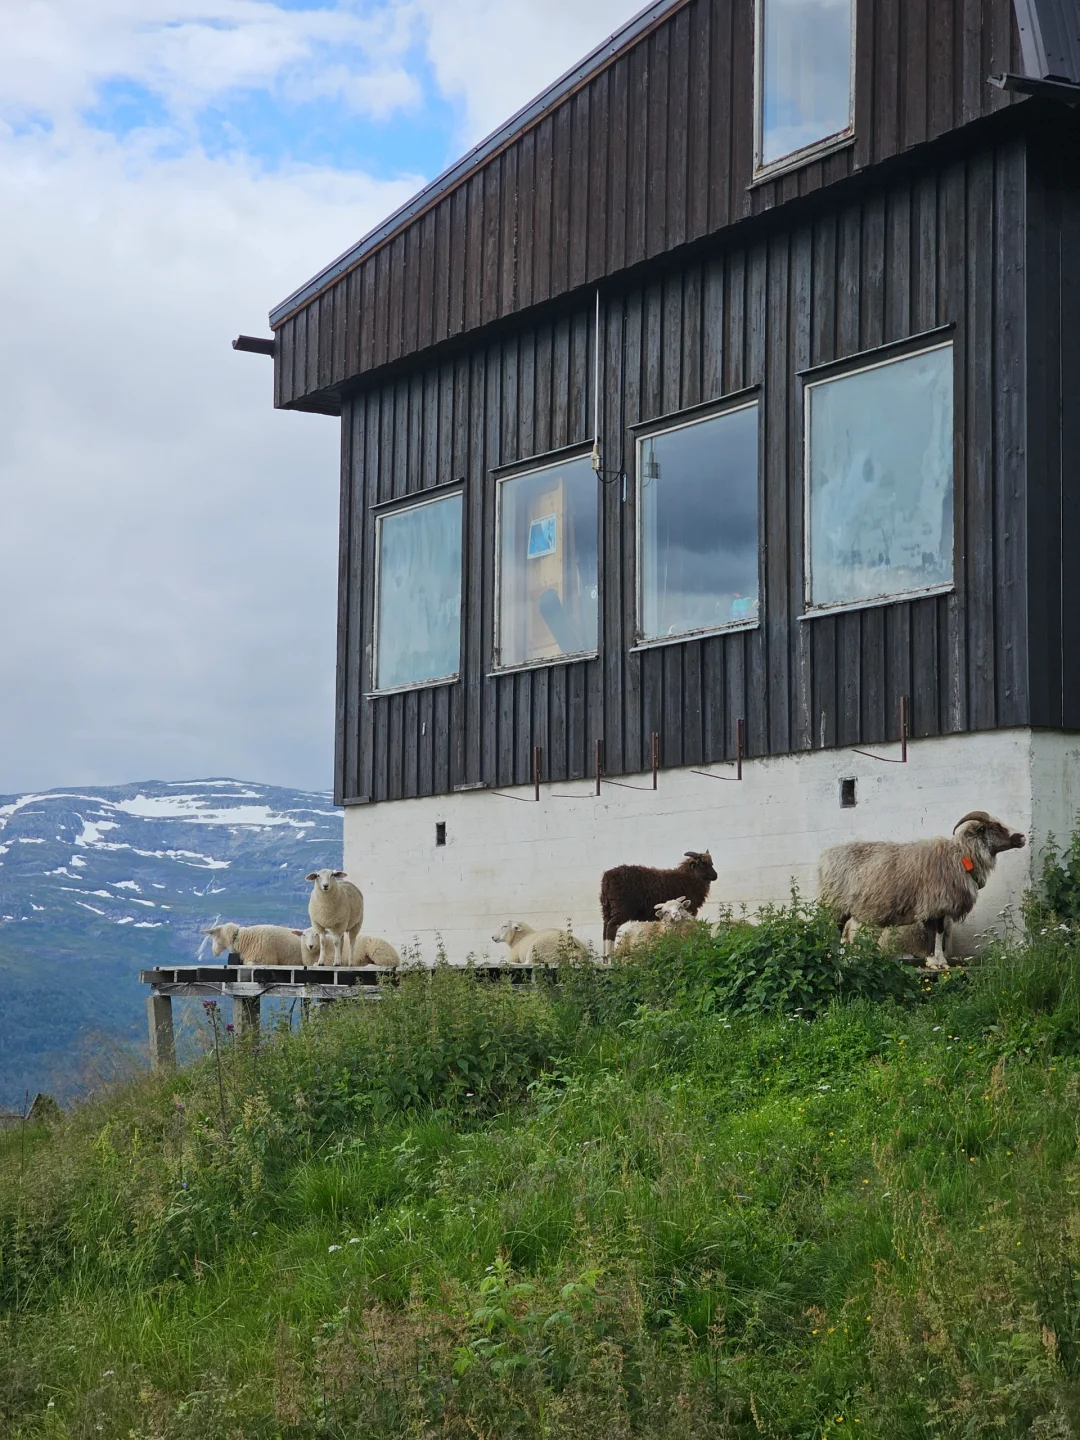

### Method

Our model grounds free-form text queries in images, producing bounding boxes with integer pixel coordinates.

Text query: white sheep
[300,926,399,968]
[306,868,364,965]
[491,920,588,965]
[614,895,696,953]
[203,923,304,965]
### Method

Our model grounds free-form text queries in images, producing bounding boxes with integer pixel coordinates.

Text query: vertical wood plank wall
[275,0,1020,407]
[337,140,1030,807]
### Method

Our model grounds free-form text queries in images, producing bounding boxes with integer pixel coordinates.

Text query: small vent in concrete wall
[435,821,447,846]
[839,778,857,808]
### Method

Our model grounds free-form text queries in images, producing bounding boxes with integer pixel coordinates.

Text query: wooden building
[260,0,1080,958]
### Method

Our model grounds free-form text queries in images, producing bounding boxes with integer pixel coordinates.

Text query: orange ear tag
[961,856,975,873]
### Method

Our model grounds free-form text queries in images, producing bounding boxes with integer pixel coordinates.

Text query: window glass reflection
[806,344,954,611]
[496,455,598,669]
[760,0,853,168]
[375,493,462,690]
[638,403,759,642]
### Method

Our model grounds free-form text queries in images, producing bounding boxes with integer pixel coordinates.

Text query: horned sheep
[203,923,303,965]
[300,926,399,968]
[491,920,588,965]
[818,811,1026,969]
[306,868,364,965]
[600,850,717,955]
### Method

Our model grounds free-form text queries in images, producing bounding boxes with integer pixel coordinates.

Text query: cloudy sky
[0,0,633,796]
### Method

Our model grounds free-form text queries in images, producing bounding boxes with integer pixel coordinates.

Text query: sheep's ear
[290,929,303,935]
[333,870,347,878]
[305,872,319,882]
[202,927,216,936]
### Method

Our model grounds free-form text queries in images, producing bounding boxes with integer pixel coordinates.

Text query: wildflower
[181,1181,188,1190]
[47,1401,55,1409]
[174,1097,184,1110]
[348,1237,361,1244]
[226,1023,234,1033]
[328,1244,342,1253]
[102,1369,114,1377]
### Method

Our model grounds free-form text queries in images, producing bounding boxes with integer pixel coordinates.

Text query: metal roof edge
[268,0,688,328]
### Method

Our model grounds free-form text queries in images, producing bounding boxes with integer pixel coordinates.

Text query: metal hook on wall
[491,747,543,800]
[691,718,745,782]
[852,696,910,764]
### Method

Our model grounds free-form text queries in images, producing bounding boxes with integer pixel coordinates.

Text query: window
[374,491,462,691]
[804,341,954,614]
[636,400,760,644]
[494,452,598,669]
[756,0,854,173]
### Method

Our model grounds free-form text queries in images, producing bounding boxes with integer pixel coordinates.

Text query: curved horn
[684,850,701,860]
[953,810,993,833]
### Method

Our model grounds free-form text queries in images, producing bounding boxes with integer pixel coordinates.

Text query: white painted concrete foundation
[343,729,1080,964]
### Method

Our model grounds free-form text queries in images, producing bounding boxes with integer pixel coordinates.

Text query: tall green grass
[4,908,1080,1437]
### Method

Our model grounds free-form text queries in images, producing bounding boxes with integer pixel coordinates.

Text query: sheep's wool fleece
[819,837,983,927]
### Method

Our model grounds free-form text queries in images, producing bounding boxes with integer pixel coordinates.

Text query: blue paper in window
[527,514,557,559]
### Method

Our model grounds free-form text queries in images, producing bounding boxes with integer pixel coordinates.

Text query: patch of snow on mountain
[16,838,46,845]
[114,881,140,892]
[74,817,121,847]
[114,795,317,828]
[134,921,165,929]
[75,902,106,915]
[69,857,87,868]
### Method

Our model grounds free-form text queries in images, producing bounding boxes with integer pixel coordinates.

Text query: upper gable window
[373,491,463,692]
[804,341,954,615]
[494,452,598,671]
[756,0,855,174]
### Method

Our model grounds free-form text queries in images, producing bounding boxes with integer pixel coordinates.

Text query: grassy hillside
[4,900,1080,1438]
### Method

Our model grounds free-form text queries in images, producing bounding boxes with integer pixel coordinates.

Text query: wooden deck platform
[140,955,554,1069]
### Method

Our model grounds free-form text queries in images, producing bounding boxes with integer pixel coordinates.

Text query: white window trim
[802,339,956,618]
[753,0,857,181]
[634,398,762,648]
[370,489,464,697]
[491,450,599,673]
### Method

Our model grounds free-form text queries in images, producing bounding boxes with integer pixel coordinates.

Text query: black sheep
[600,850,717,947]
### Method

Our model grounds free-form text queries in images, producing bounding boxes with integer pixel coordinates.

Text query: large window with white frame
[635,399,760,645]
[494,450,598,670]
[373,490,463,692]
[756,0,855,174]
[804,340,954,615]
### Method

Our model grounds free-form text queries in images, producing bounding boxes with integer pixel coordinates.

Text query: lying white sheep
[203,923,303,965]
[300,926,399,968]
[615,895,696,953]
[491,920,588,965]
[306,868,364,965]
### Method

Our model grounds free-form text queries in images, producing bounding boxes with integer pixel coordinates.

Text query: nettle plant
[1029,820,1080,928]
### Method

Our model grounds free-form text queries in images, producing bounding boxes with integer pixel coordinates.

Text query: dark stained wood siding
[336,137,1032,805]
[276,0,1022,411]
[1024,117,1080,732]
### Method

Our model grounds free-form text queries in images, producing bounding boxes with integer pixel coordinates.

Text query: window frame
[800,329,957,620]
[752,0,857,182]
[369,484,465,698]
[630,388,763,653]
[490,440,600,676]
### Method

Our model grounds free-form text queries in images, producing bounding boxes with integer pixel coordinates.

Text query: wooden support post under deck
[146,994,175,1071]
[234,995,261,1038]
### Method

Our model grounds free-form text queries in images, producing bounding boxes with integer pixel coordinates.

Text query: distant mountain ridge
[0,779,342,1107]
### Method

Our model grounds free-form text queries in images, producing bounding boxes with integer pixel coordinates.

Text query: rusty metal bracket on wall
[491,747,543,801]
[691,719,745,782]
[853,696,910,764]
[602,732,660,791]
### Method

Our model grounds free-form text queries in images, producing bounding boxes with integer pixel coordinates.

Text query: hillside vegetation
[4,881,1080,1437]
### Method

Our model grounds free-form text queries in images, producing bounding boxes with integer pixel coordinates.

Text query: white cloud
[0,120,417,793]
[0,0,420,127]
[414,0,638,145]
[0,0,651,794]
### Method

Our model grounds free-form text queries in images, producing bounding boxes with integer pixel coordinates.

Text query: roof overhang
[268,0,689,329]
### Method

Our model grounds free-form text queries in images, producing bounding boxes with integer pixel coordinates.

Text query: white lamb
[203,923,304,965]
[615,895,696,953]
[300,926,399,968]
[491,920,588,965]
[306,868,364,965]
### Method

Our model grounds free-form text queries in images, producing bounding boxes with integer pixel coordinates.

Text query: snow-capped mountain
[0,780,342,1107]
